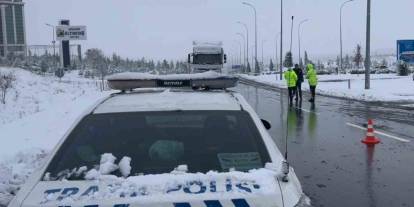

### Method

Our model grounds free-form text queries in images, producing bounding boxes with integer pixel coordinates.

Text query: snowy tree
[299,58,303,68]
[40,60,48,74]
[283,52,293,68]
[269,59,274,71]
[246,62,251,73]
[353,44,364,69]
[0,72,16,104]
[304,51,310,65]
[344,55,351,69]
[336,56,340,67]
[85,48,107,90]
[381,58,388,67]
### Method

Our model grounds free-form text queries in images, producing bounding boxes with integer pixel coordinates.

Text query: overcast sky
[26,0,414,61]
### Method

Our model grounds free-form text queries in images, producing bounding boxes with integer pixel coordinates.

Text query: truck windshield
[44,111,271,180]
[193,54,222,65]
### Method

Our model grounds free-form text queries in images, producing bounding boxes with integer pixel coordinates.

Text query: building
[0,0,26,57]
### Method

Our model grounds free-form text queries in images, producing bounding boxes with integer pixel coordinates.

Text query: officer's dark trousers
[310,85,316,100]
[288,87,296,104]
[295,82,302,100]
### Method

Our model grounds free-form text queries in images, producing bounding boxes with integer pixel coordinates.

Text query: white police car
[8,72,309,207]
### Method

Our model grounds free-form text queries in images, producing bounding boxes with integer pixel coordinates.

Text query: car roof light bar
[107,71,238,91]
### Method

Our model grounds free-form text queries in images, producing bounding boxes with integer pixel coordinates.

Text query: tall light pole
[340,0,354,73]
[235,40,242,66]
[236,33,246,72]
[242,2,258,74]
[261,39,266,69]
[45,23,56,68]
[279,0,283,80]
[237,21,249,72]
[298,19,309,68]
[275,32,281,71]
[365,0,371,89]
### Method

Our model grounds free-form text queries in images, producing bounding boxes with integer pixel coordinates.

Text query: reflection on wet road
[236,83,414,207]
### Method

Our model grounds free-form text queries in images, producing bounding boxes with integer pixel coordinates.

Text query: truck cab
[188,41,227,73]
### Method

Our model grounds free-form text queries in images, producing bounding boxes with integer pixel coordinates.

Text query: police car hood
[23,168,304,207]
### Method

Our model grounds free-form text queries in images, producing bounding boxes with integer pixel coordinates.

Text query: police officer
[293,64,304,101]
[306,64,318,103]
[284,67,298,105]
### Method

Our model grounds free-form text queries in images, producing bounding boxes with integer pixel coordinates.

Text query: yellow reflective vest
[284,69,298,87]
[306,64,318,86]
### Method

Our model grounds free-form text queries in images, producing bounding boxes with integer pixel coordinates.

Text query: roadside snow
[0,68,110,158]
[0,68,110,206]
[0,149,48,206]
[240,73,414,102]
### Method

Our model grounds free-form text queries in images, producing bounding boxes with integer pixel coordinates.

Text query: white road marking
[346,122,411,143]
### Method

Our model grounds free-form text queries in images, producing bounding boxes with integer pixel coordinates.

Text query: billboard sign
[397,40,414,64]
[56,26,87,41]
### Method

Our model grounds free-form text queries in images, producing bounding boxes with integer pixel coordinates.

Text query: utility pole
[290,16,294,65]
[279,0,283,80]
[237,21,249,72]
[236,33,246,73]
[262,40,266,69]
[365,0,371,89]
[340,0,354,74]
[275,33,280,71]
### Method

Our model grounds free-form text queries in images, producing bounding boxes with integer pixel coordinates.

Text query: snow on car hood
[22,169,292,207]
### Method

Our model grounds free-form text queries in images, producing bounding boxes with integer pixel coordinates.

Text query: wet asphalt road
[235,80,414,207]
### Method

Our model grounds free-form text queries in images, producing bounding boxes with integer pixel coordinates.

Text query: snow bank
[240,73,414,102]
[0,68,110,158]
[0,149,48,206]
[0,67,107,126]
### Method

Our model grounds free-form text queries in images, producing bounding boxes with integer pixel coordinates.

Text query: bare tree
[0,72,16,104]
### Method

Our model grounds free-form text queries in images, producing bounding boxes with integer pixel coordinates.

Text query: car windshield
[193,54,222,65]
[44,110,271,180]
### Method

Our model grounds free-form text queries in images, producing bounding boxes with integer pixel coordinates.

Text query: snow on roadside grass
[0,68,110,206]
[0,149,48,206]
[240,73,414,102]
[0,67,104,125]
[0,68,110,158]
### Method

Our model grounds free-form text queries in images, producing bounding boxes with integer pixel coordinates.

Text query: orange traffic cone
[362,119,380,145]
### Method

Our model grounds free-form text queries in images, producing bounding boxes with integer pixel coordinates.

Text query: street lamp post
[340,0,354,74]
[365,0,371,89]
[298,19,309,68]
[275,33,280,71]
[236,33,246,73]
[279,0,283,80]
[235,41,242,66]
[237,21,249,72]
[261,39,266,69]
[45,23,56,68]
[242,2,258,74]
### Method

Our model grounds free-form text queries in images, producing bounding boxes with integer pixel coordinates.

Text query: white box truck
[188,41,227,73]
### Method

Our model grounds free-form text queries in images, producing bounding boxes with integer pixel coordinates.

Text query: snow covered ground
[0,68,109,206]
[240,73,414,102]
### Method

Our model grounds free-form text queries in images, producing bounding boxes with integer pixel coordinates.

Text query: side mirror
[188,54,191,64]
[224,54,227,63]
[261,119,271,130]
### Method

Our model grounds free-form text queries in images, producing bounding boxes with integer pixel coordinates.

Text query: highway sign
[56,26,87,41]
